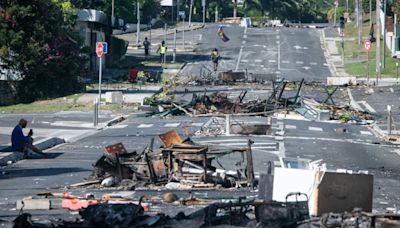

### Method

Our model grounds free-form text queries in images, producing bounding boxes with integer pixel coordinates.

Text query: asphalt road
[0,111,115,149]
[180,24,331,82]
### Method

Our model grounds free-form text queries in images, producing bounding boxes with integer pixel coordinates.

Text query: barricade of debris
[74,130,257,190]
[147,79,306,117]
[13,195,400,227]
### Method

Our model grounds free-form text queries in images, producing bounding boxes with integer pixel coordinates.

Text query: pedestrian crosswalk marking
[360,131,373,136]
[269,60,276,63]
[310,62,318,65]
[295,61,304,64]
[164,123,180,127]
[282,60,290,64]
[255,59,262,63]
[308,126,323,131]
[285,125,297,129]
[138,124,153,128]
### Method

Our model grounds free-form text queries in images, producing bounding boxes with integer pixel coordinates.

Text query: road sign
[96,42,108,57]
[96,42,103,57]
[179,11,185,17]
[364,40,371,51]
[102,42,108,54]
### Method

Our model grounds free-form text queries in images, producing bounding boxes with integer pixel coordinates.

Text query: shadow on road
[0,167,90,179]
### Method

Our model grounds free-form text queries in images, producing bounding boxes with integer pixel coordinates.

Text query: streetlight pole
[376,0,381,84]
[189,0,193,27]
[136,1,140,45]
[112,0,115,25]
[202,0,206,25]
[383,0,387,68]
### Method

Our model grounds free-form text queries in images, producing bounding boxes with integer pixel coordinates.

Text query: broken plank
[69,180,101,188]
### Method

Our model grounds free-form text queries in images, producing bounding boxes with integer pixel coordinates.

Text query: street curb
[346,88,364,112]
[346,88,391,141]
[321,29,338,77]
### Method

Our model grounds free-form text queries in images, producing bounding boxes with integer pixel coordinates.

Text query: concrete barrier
[327,76,357,86]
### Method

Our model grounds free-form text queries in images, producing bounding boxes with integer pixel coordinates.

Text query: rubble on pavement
[75,130,257,190]
[143,78,376,124]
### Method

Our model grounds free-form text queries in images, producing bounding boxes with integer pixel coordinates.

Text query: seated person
[128,66,139,83]
[12,119,46,159]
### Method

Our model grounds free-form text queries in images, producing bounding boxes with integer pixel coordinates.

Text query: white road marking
[390,88,394,93]
[255,59,262,63]
[164,123,180,127]
[285,125,297,129]
[310,62,318,65]
[323,63,329,66]
[235,46,244,71]
[360,130,373,135]
[190,122,204,127]
[108,124,128,129]
[242,41,246,44]
[241,59,249,62]
[282,60,290,64]
[308,126,323,131]
[303,66,311,70]
[244,35,248,39]
[296,61,304,64]
[269,60,277,63]
[138,124,153,128]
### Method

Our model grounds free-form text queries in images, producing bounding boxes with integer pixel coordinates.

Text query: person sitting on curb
[11,119,47,159]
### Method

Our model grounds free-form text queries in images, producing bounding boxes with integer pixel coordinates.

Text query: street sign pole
[364,40,372,81]
[172,29,177,63]
[95,42,107,126]
[367,50,370,81]
[98,56,102,118]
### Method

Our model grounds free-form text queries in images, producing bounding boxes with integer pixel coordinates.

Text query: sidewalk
[118,22,205,53]
[0,112,125,166]
[322,27,350,77]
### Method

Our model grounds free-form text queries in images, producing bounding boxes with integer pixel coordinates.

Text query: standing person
[211,48,220,71]
[143,37,150,58]
[156,40,167,64]
[11,119,46,159]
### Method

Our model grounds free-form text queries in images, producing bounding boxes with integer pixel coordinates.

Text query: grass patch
[0,94,128,113]
[337,14,400,77]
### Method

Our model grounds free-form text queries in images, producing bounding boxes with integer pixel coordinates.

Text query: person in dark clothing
[211,48,220,71]
[143,37,150,58]
[11,119,46,159]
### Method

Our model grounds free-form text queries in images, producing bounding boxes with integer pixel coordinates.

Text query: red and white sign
[96,42,104,57]
[364,40,371,51]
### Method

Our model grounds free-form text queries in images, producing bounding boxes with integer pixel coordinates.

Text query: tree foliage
[243,0,329,22]
[0,0,87,102]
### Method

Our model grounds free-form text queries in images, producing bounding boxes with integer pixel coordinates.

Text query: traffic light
[339,16,345,29]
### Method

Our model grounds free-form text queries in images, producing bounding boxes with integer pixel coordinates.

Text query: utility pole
[383,0,387,68]
[202,0,206,25]
[112,0,115,25]
[215,5,218,23]
[333,0,338,27]
[369,0,372,28]
[189,0,193,27]
[376,0,381,84]
[358,0,362,45]
[356,0,359,28]
[176,0,180,22]
[136,1,140,45]
[233,0,237,18]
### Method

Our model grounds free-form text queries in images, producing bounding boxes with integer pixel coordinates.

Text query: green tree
[0,0,87,102]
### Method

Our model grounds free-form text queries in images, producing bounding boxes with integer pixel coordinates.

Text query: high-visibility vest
[160,45,166,54]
